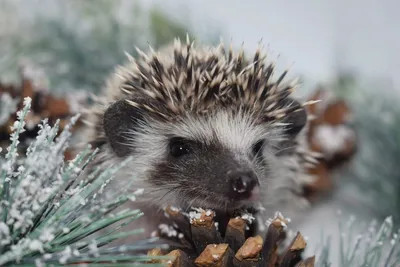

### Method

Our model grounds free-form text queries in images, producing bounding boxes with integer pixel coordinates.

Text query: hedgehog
[80,36,319,245]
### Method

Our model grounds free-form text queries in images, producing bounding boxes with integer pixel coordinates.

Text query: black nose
[228,170,259,200]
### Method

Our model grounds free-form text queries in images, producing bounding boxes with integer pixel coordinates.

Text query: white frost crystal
[29,240,44,253]
[313,124,355,160]
[158,223,178,238]
[265,211,291,230]
[88,241,99,257]
[0,98,148,266]
[59,246,72,264]
[0,222,11,245]
[188,207,213,224]
[240,212,255,224]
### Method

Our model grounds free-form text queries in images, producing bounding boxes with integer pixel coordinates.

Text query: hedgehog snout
[227,170,260,201]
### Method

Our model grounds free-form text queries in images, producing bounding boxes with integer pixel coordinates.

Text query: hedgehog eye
[169,137,191,158]
[252,140,265,157]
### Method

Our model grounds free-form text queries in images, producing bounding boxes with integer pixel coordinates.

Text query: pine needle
[0,97,167,266]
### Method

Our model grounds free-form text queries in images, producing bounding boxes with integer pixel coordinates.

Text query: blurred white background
[144,0,400,89]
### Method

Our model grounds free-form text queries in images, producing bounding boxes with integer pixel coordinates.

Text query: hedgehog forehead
[163,110,275,151]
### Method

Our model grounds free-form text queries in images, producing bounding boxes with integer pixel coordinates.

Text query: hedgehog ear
[281,98,308,138]
[103,99,145,157]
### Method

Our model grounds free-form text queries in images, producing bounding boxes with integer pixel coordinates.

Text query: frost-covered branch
[314,214,400,267]
[0,97,166,266]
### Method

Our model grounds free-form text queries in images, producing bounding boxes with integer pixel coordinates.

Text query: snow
[313,124,355,160]
[0,222,10,236]
[28,240,44,253]
[188,207,204,224]
[188,207,214,224]
[169,206,180,212]
[128,189,145,202]
[58,246,72,264]
[88,241,99,257]
[133,188,144,195]
[39,228,55,242]
[73,249,80,257]
[158,224,179,238]
[240,212,255,224]
[35,258,45,267]
[0,222,11,246]
[22,96,32,106]
[150,230,158,237]
[118,246,127,252]
[265,211,290,230]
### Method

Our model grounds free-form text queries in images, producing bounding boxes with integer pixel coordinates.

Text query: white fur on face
[170,110,285,152]
[94,109,315,231]
[104,110,292,210]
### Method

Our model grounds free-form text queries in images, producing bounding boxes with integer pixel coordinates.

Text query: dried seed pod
[190,209,223,254]
[161,249,196,267]
[278,232,307,267]
[225,217,247,252]
[303,86,357,201]
[194,244,234,267]
[262,214,290,266]
[294,256,315,267]
[233,235,263,267]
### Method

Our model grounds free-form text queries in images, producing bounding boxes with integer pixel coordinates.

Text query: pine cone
[303,87,357,201]
[0,70,87,160]
[147,207,315,267]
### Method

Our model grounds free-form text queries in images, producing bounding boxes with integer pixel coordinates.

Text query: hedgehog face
[94,38,312,213]
[102,98,307,213]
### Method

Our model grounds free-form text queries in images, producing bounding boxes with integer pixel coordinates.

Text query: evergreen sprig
[314,214,400,267]
[0,97,167,266]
